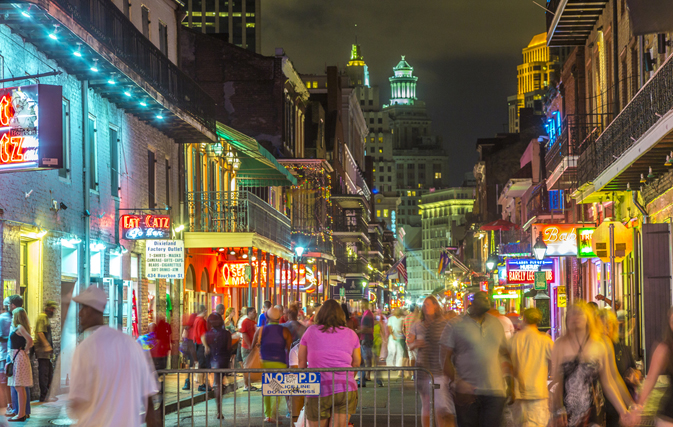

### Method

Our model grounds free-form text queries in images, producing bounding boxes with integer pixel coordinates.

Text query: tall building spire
[389,56,418,105]
[346,43,369,87]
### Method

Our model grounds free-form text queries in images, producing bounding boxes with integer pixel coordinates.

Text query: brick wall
[0,24,182,342]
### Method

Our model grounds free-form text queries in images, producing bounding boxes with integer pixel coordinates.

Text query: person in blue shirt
[257,300,272,327]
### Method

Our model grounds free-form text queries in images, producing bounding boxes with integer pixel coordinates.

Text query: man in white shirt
[507,307,553,427]
[68,286,159,427]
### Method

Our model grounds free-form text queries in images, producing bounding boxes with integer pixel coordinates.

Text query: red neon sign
[120,214,171,240]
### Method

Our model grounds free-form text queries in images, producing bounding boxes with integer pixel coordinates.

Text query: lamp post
[485,254,498,272]
[532,232,548,261]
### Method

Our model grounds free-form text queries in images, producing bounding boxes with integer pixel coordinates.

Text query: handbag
[5,350,20,377]
[243,327,263,383]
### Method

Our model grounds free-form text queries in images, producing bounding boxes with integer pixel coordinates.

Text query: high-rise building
[507,32,561,132]
[183,0,261,53]
[417,188,475,295]
[384,57,449,246]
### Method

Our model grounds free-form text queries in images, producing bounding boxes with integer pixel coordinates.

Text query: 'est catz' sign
[120,214,171,240]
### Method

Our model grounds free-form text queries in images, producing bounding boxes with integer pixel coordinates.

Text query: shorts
[241,347,252,362]
[408,348,418,361]
[511,399,549,427]
[420,374,454,416]
[306,391,358,421]
[196,344,210,369]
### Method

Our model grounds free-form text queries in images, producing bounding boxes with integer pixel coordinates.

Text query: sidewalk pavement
[9,374,668,426]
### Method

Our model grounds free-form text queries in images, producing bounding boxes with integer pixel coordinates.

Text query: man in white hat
[68,285,158,427]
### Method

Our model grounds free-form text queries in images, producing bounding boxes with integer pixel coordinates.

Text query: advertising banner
[146,240,184,280]
[120,214,171,240]
[531,223,584,256]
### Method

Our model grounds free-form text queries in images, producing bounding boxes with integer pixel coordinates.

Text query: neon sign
[0,85,62,172]
[531,223,583,256]
[120,214,171,240]
[577,227,597,258]
[506,258,554,284]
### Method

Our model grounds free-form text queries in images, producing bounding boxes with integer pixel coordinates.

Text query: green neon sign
[577,227,597,258]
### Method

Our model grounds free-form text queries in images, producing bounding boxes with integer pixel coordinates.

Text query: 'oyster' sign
[0,85,62,172]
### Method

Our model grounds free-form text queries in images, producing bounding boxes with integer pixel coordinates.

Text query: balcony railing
[333,215,369,237]
[53,0,215,132]
[545,114,608,175]
[578,54,673,186]
[525,185,570,221]
[187,191,291,248]
[346,259,369,276]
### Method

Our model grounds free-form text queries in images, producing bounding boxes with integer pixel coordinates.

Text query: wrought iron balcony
[525,184,570,221]
[546,0,608,47]
[187,191,291,248]
[545,114,608,176]
[333,215,369,237]
[3,0,217,141]
[578,55,673,187]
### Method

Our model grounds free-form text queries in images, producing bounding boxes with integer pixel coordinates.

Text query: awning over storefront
[216,123,297,187]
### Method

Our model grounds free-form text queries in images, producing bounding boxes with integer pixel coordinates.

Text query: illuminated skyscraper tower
[389,56,418,106]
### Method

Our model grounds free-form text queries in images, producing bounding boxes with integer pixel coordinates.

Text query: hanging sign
[531,224,584,256]
[146,240,184,279]
[120,214,171,240]
[591,220,633,263]
[0,85,63,173]
[534,272,548,290]
[507,258,555,284]
[577,227,597,258]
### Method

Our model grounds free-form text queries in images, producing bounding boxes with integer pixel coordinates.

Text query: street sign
[262,372,321,396]
[534,271,547,290]
[557,285,567,307]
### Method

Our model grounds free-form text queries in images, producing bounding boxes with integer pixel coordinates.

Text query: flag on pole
[396,256,408,282]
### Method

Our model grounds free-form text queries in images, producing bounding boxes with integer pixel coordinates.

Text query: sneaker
[264,417,275,423]
[182,379,190,391]
[198,384,206,392]
[356,380,366,388]
[286,412,292,419]
[377,381,384,387]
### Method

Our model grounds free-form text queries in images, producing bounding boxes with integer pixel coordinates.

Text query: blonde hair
[597,308,620,343]
[565,300,600,340]
[12,307,31,335]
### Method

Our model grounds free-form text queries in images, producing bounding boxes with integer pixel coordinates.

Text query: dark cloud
[262,0,546,185]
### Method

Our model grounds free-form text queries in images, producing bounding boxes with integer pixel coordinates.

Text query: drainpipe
[632,191,649,223]
[82,81,91,289]
[612,0,620,117]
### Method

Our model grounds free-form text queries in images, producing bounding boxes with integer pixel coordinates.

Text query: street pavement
[8,373,667,426]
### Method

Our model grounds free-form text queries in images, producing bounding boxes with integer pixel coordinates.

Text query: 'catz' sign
[120,214,171,240]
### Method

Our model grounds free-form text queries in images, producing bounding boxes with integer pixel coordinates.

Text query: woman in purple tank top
[252,306,292,422]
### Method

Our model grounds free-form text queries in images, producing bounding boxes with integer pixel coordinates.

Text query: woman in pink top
[299,299,362,427]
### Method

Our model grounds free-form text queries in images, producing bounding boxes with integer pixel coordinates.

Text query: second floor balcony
[525,185,571,222]
[333,214,370,243]
[546,0,608,47]
[545,114,607,189]
[187,191,291,249]
[0,0,217,143]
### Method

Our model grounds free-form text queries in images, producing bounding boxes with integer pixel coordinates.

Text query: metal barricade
[155,367,438,427]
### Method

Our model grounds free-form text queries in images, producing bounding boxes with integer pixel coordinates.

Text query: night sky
[262,0,545,186]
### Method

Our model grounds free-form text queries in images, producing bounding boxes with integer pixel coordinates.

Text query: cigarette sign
[506,258,555,284]
[146,240,184,279]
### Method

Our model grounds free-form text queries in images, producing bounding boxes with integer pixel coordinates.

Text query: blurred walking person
[342,304,358,332]
[550,301,636,427]
[7,308,32,423]
[299,299,361,427]
[239,307,258,391]
[257,300,272,327]
[192,305,211,392]
[508,308,553,427]
[180,310,197,390]
[637,306,673,427]
[404,304,420,378]
[282,305,306,343]
[442,291,511,427]
[412,296,453,427]
[34,300,57,402]
[387,308,406,376]
[357,299,375,388]
[204,312,232,420]
[598,309,639,427]
[68,286,159,427]
[253,307,292,423]
[4,296,28,420]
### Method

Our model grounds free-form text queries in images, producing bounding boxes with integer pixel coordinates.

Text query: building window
[88,116,98,191]
[383,209,389,217]
[109,128,119,197]
[435,172,442,179]
[59,99,70,180]
[141,5,150,39]
[419,164,425,170]
[407,163,415,170]
[148,150,156,208]
[377,210,381,217]
[387,166,391,172]
[158,22,168,56]
[378,148,383,153]
[387,176,391,182]
[123,0,130,18]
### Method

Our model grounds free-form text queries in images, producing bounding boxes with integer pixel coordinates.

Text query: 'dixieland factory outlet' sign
[0,85,62,172]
